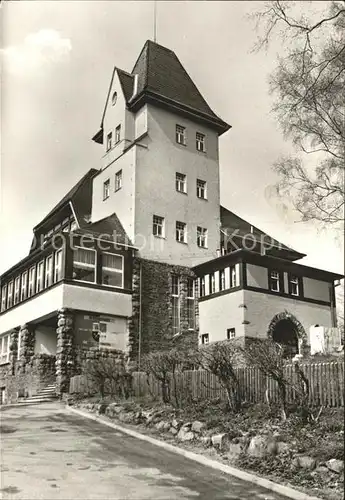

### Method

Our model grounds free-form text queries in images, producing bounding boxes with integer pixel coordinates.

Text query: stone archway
[267,311,307,358]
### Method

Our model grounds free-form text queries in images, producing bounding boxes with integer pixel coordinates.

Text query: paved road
[1,402,289,500]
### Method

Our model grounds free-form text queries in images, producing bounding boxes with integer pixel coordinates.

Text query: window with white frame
[176,221,187,243]
[54,250,63,283]
[36,261,44,293]
[45,255,53,288]
[171,275,180,335]
[176,173,187,193]
[21,271,28,301]
[269,270,281,292]
[72,248,96,283]
[196,179,207,199]
[106,132,112,152]
[196,132,205,152]
[103,179,110,200]
[209,273,216,294]
[176,124,186,145]
[101,253,123,288]
[227,328,236,340]
[199,276,205,297]
[201,333,209,345]
[0,335,10,364]
[14,277,20,305]
[230,265,237,288]
[7,281,13,309]
[1,285,7,312]
[289,275,300,296]
[115,125,121,144]
[187,278,195,330]
[197,226,208,248]
[153,215,165,237]
[115,169,122,192]
[219,269,226,291]
[28,266,36,297]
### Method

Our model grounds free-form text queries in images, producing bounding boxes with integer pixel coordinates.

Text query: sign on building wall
[310,326,342,355]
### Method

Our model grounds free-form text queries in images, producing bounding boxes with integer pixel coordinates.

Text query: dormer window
[106,132,112,152]
[111,91,117,106]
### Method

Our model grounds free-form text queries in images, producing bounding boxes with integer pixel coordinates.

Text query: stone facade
[56,308,76,394]
[128,257,199,363]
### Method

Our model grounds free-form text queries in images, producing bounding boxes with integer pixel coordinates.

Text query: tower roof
[94,40,230,142]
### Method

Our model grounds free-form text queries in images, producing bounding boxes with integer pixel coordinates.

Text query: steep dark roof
[34,168,99,230]
[81,213,134,247]
[128,40,230,134]
[220,205,306,261]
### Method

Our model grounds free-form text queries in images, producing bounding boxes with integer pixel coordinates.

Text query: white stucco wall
[34,326,57,355]
[134,105,221,267]
[0,283,132,334]
[198,290,245,343]
[242,289,332,343]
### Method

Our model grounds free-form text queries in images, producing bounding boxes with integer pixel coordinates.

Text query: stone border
[66,405,322,500]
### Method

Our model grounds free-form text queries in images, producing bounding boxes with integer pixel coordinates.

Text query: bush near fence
[69,361,344,407]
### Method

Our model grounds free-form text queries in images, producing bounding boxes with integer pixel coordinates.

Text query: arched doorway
[268,311,307,359]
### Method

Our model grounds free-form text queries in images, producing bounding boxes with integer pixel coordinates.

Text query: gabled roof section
[81,213,134,247]
[129,40,230,134]
[34,168,99,231]
[220,205,306,261]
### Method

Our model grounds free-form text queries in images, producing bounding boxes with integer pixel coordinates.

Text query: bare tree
[251,1,345,226]
[243,339,289,420]
[83,356,132,399]
[142,349,182,405]
[197,341,242,412]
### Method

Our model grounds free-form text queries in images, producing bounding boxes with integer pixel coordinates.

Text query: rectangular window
[28,266,36,297]
[209,273,215,294]
[45,255,53,288]
[103,179,110,200]
[36,261,44,293]
[115,125,121,144]
[197,226,208,248]
[54,250,63,283]
[230,265,237,288]
[101,253,123,288]
[1,285,7,312]
[115,169,122,192]
[176,221,187,243]
[227,328,236,340]
[106,132,112,152]
[199,276,205,297]
[72,247,96,283]
[21,271,28,301]
[176,124,186,145]
[196,179,207,199]
[196,132,205,152]
[269,270,280,292]
[171,275,180,335]
[289,275,300,296]
[7,281,13,309]
[201,333,209,345]
[187,278,195,330]
[153,215,165,237]
[176,173,187,193]
[0,335,10,365]
[219,269,226,291]
[14,277,20,305]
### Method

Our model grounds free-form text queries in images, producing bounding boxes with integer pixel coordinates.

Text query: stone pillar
[9,328,19,375]
[18,324,35,373]
[56,308,75,395]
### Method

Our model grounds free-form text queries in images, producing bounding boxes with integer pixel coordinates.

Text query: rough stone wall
[128,258,199,362]
[56,308,76,394]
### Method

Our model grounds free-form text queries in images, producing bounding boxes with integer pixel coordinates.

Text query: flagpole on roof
[153,0,157,43]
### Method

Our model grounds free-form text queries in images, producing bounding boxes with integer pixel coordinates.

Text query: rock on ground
[326,459,344,474]
[247,435,277,458]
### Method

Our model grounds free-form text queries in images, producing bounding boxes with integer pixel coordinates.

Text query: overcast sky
[0,1,343,276]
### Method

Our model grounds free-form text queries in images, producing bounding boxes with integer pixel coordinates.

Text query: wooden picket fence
[70,361,344,407]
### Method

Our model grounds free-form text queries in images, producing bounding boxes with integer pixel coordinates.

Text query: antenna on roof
[153,0,157,43]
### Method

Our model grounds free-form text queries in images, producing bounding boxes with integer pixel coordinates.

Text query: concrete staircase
[17,383,58,405]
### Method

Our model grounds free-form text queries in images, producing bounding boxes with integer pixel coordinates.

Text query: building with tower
[0,40,343,402]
